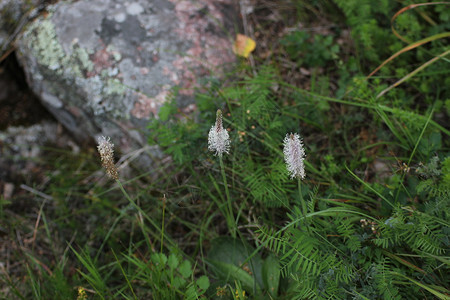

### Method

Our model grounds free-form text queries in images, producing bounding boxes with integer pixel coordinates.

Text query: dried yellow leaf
[232,34,256,58]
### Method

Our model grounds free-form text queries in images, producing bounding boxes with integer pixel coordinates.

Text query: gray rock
[16,0,237,161]
[0,120,79,183]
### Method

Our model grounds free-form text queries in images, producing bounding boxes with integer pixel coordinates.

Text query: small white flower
[283,133,306,179]
[208,109,230,157]
[97,136,119,180]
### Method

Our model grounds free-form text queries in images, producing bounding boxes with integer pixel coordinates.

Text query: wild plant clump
[146,63,449,298]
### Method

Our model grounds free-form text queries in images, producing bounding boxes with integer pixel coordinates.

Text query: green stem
[116,179,175,249]
[161,194,166,253]
[298,177,308,231]
[116,179,134,204]
[219,155,236,238]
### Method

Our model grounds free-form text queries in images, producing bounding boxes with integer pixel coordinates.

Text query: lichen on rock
[22,17,68,73]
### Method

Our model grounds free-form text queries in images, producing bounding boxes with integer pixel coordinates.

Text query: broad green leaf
[207,259,257,293]
[207,236,264,290]
[262,254,280,298]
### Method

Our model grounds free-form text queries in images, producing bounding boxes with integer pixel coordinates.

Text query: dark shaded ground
[0,52,53,130]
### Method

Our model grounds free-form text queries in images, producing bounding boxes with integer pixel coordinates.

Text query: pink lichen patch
[163,66,179,84]
[170,0,227,35]
[204,36,235,68]
[130,90,169,119]
[171,56,200,96]
[178,70,197,96]
[172,55,188,70]
[172,1,207,39]
[187,42,203,57]
[87,47,118,77]
[165,0,235,94]
[140,67,149,75]
[170,0,234,67]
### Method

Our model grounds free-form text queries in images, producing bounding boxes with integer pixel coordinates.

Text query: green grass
[1,1,449,299]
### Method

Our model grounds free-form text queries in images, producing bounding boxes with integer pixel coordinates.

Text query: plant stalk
[220,155,236,238]
[298,177,309,231]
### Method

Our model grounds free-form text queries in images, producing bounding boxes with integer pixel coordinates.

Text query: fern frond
[257,225,288,255]
[336,217,362,251]
[374,258,401,300]
[404,217,446,255]
[244,158,290,207]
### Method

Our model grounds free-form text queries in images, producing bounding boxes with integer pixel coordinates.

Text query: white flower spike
[97,136,119,180]
[283,133,306,179]
[208,109,230,157]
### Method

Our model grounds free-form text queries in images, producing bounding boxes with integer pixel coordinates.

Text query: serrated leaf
[179,260,192,278]
[196,275,210,291]
[168,254,179,271]
[151,253,167,267]
[172,276,186,289]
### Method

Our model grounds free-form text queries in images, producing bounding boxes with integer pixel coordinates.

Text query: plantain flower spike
[208,109,230,157]
[97,136,119,180]
[283,133,306,179]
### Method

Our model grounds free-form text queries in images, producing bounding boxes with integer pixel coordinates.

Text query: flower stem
[219,155,236,238]
[161,194,166,253]
[116,179,169,249]
[117,179,134,205]
[298,177,308,229]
